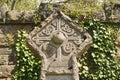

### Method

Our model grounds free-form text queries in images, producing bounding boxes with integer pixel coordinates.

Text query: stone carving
[62,42,75,53]
[27,11,92,80]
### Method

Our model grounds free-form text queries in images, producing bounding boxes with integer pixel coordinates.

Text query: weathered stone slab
[103,2,120,22]
[112,3,120,22]
[0,48,12,55]
[0,78,7,80]
[6,10,35,22]
[93,10,105,21]
[46,75,73,80]
[27,11,92,80]
[0,65,15,77]
[0,78,12,80]
[0,55,8,65]
[7,10,24,21]
[0,33,8,46]
[23,10,35,22]
[7,77,13,80]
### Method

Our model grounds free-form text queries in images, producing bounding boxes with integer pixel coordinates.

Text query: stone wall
[0,3,35,80]
[0,24,32,80]
[0,2,120,80]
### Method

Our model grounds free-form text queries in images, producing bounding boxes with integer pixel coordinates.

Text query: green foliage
[13,2,120,80]
[0,0,6,3]
[1,0,39,10]
[15,0,38,10]
[78,19,120,80]
[13,20,120,80]
[33,11,41,25]
[13,30,41,80]
[62,1,103,17]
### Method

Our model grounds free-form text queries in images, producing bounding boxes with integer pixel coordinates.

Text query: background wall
[0,24,32,80]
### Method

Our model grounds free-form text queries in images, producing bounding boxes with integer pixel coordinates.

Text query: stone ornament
[27,11,92,80]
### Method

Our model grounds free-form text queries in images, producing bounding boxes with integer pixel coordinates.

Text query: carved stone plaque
[27,11,92,80]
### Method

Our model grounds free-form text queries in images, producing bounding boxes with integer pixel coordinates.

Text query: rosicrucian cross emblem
[27,11,92,80]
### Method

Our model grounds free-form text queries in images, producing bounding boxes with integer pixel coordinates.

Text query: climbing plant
[13,30,41,80]
[78,19,120,80]
[13,20,120,80]
[13,2,120,80]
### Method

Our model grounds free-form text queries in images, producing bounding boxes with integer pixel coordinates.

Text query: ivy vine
[13,4,120,79]
[79,19,120,80]
[13,30,41,80]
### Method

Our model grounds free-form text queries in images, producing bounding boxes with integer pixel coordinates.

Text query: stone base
[46,74,73,80]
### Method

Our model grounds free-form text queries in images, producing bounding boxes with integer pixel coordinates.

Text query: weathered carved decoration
[27,11,92,80]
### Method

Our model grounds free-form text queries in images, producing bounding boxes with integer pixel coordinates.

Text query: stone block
[0,55,8,65]
[0,33,8,46]
[112,3,120,22]
[0,48,12,55]
[93,10,105,21]
[7,77,13,80]
[0,65,15,77]
[46,75,73,80]
[6,10,24,21]
[23,10,35,22]
[0,78,7,80]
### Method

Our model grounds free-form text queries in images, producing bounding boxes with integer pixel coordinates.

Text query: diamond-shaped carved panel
[27,11,92,80]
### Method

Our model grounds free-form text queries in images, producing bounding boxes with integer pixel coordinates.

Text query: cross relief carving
[27,11,92,80]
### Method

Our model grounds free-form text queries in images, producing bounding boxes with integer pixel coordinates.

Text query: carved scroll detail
[74,36,82,45]
[62,42,75,54]
[61,24,74,35]
[42,25,55,36]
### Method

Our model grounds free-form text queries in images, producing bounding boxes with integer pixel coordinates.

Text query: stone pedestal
[27,11,92,80]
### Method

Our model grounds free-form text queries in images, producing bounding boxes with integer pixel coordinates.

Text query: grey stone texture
[0,65,15,77]
[0,24,32,80]
[0,3,35,23]
[27,11,92,80]
[6,10,35,22]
